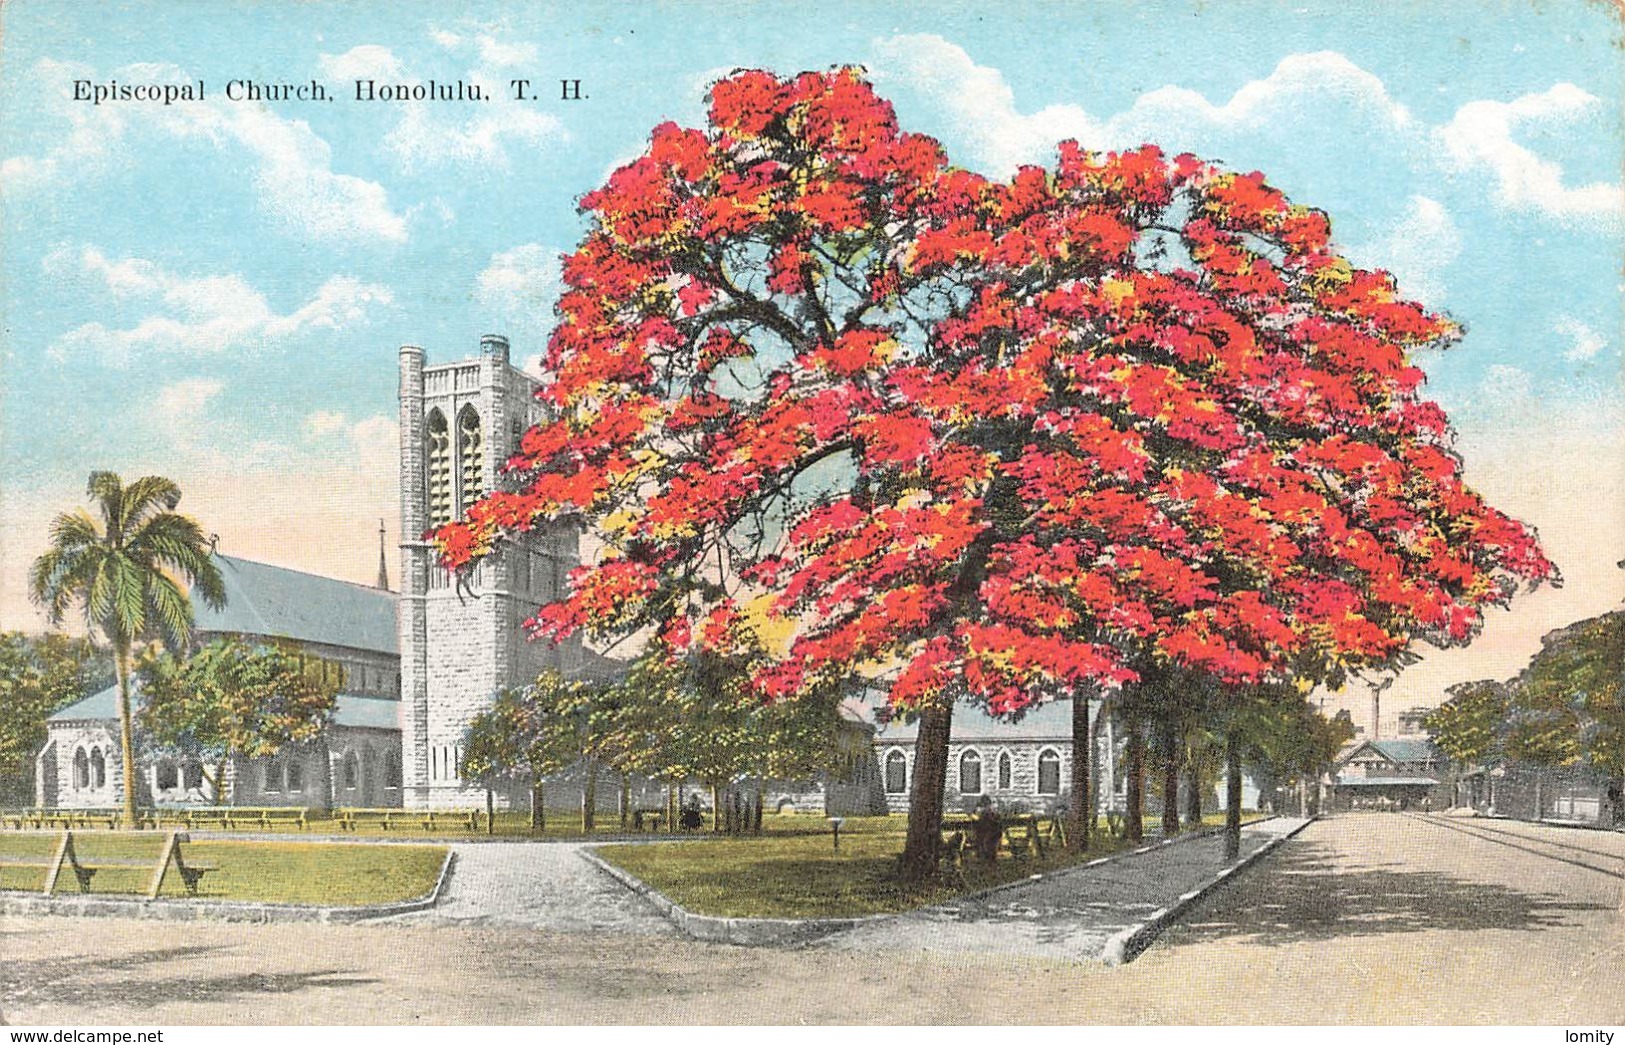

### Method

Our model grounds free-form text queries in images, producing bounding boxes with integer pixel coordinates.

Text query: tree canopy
[137,638,340,802]
[439,68,1550,713]
[0,632,113,802]
[434,68,1552,875]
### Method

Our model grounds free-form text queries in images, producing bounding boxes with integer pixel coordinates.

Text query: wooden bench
[0,830,216,898]
[631,808,665,832]
[334,808,481,832]
[411,810,480,832]
[222,807,310,831]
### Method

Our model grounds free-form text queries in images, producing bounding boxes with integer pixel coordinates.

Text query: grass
[0,832,446,905]
[596,810,1267,919]
[128,809,677,840]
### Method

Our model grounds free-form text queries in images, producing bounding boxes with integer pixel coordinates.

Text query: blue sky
[2,0,1620,725]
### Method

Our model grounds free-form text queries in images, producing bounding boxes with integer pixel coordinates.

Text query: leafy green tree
[136,638,339,804]
[30,473,224,825]
[0,632,114,803]
[1517,611,1625,781]
[1425,679,1512,768]
[462,672,622,831]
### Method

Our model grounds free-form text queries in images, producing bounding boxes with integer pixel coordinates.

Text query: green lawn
[0,833,446,905]
[596,811,1265,919]
[133,809,681,840]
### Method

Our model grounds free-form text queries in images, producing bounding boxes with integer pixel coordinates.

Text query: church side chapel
[35,336,1119,818]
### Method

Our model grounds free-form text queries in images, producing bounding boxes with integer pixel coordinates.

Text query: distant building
[1323,737,1449,811]
[35,335,1273,821]
[38,553,402,810]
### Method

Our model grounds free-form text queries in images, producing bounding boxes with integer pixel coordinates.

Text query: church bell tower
[397,335,580,808]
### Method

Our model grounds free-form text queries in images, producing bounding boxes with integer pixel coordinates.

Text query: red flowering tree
[437,68,1554,882]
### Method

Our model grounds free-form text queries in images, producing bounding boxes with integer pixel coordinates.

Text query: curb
[0,848,456,925]
[578,848,893,947]
[1099,816,1316,966]
[945,814,1283,909]
[578,815,1287,948]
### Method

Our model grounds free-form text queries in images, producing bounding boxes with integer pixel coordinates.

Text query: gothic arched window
[458,404,483,514]
[959,750,982,794]
[884,750,907,794]
[426,409,452,528]
[156,759,178,791]
[90,748,106,789]
[998,751,1013,790]
[1037,748,1061,796]
[384,748,402,790]
[343,752,360,791]
[73,748,89,790]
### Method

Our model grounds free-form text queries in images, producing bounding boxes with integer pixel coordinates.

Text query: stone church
[38,335,1114,817]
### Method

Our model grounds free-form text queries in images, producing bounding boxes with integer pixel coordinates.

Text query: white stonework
[398,336,581,810]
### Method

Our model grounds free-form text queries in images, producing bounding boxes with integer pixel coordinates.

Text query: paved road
[816,817,1306,962]
[381,841,673,934]
[4,814,1621,1023]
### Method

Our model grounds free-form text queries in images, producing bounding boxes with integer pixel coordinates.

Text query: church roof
[873,697,1086,744]
[196,554,397,654]
[332,694,401,730]
[50,682,398,731]
[1337,737,1441,765]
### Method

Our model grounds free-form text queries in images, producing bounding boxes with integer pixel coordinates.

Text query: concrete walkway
[380,841,674,935]
[814,817,1307,962]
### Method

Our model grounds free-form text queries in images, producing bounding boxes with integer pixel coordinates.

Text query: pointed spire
[376,519,390,591]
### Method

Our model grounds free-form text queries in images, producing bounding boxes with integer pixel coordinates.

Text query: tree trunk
[1224,732,1242,860]
[899,701,953,884]
[1160,715,1180,838]
[531,778,544,832]
[113,638,139,828]
[1125,716,1145,843]
[754,781,764,834]
[1186,758,1203,825]
[710,782,722,833]
[211,759,229,808]
[485,787,495,835]
[619,776,630,830]
[582,759,597,833]
[1068,694,1090,852]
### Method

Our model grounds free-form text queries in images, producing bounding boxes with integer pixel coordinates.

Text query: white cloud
[870,38,1413,176]
[316,44,403,82]
[475,34,537,68]
[303,410,399,462]
[1555,316,1606,362]
[475,242,563,316]
[2,59,408,244]
[155,377,224,423]
[870,35,1618,232]
[48,247,393,367]
[317,38,563,172]
[1349,196,1461,305]
[1437,84,1623,226]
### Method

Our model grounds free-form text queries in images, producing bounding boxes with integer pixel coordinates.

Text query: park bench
[0,829,215,898]
[334,808,480,832]
[631,808,665,832]
[411,810,480,832]
[226,807,310,831]
[1001,818,1039,860]
[333,808,397,831]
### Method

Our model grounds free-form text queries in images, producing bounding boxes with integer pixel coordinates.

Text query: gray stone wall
[400,336,577,811]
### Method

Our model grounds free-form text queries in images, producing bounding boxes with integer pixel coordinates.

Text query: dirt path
[3,815,1620,1024]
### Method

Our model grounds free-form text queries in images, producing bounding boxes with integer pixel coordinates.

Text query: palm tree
[29,472,224,827]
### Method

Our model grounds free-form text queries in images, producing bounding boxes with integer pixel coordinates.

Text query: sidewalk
[813,816,1308,962]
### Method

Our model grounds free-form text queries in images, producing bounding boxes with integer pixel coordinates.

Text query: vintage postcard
[1,0,1621,1031]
